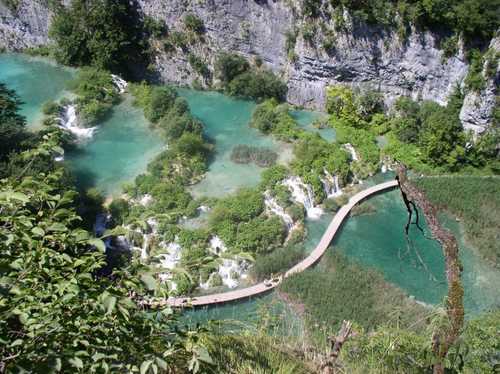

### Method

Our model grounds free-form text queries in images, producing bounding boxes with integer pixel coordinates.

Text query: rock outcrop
[460,36,499,134]
[0,0,497,132]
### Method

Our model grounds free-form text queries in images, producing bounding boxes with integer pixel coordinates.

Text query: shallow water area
[331,188,500,314]
[290,110,336,141]
[65,94,164,196]
[178,89,291,198]
[0,53,75,128]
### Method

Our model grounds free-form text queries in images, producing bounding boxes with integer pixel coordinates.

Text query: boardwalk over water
[155,179,399,308]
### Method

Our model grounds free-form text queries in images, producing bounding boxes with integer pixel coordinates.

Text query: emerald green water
[179,89,293,198]
[290,110,336,142]
[2,55,498,322]
[331,188,500,313]
[65,95,164,195]
[0,53,75,128]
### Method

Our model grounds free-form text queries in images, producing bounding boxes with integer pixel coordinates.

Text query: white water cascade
[344,143,359,161]
[59,104,96,139]
[264,192,294,229]
[321,170,343,198]
[283,176,323,219]
[111,74,128,94]
[209,235,227,255]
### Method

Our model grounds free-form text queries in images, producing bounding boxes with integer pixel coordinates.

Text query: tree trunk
[396,165,464,374]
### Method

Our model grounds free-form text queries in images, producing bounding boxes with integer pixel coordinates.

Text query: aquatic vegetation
[415,176,500,265]
[280,252,429,344]
[230,144,278,167]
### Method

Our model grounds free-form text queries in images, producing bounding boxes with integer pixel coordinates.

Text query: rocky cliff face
[0,0,497,133]
[460,36,499,134]
[0,0,52,49]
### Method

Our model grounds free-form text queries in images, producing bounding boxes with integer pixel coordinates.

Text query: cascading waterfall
[209,235,227,255]
[157,241,182,289]
[321,170,343,198]
[111,74,128,94]
[283,176,323,219]
[264,192,294,229]
[344,143,359,161]
[58,104,96,139]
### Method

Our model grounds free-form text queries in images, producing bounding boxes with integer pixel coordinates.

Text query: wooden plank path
[153,179,399,308]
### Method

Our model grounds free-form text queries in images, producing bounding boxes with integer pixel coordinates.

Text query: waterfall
[198,205,210,213]
[58,104,96,139]
[111,74,128,94]
[218,259,249,289]
[139,194,153,206]
[157,242,182,271]
[140,234,150,260]
[321,170,343,198]
[209,236,227,255]
[344,143,359,161]
[283,176,323,219]
[54,155,64,162]
[264,192,294,229]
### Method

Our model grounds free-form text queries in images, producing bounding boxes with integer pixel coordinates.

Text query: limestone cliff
[0,0,497,132]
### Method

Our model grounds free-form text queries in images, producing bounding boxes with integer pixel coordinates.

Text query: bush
[42,101,61,116]
[144,16,167,38]
[143,86,177,123]
[252,246,305,281]
[183,13,204,34]
[215,53,250,84]
[188,54,210,78]
[227,70,287,102]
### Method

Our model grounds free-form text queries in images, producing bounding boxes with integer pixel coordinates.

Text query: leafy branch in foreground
[0,133,212,373]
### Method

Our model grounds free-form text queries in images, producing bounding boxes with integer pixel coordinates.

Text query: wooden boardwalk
[154,180,399,308]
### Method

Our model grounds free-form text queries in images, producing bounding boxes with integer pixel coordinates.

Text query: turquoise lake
[0,53,75,128]
[2,53,499,321]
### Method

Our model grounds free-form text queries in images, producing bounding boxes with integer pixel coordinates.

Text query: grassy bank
[280,251,430,346]
[414,176,500,266]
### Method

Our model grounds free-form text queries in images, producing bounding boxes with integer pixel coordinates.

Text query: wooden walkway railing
[152,179,398,308]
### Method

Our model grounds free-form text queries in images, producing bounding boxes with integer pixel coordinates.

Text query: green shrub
[183,13,204,34]
[465,50,486,92]
[227,70,287,102]
[323,198,340,212]
[215,53,250,84]
[188,53,210,77]
[252,246,305,281]
[42,101,61,116]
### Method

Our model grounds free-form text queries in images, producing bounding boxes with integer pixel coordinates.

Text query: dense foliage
[0,83,30,163]
[302,0,499,45]
[215,53,287,102]
[0,89,214,373]
[49,0,148,76]
[415,176,500,265]
[251,246,305,281]
[68,68,120,125]
[209,189,287,254]
[326,85,500,174]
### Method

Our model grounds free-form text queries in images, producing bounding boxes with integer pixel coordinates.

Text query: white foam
[283,176,323,219]
[58,104,96,139]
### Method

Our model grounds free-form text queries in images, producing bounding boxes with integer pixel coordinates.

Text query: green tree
[49,0,147,76]
[0,83,29,162]
[0,133,212,373]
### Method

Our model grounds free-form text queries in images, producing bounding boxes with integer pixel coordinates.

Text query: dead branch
[396,165,464,374]
[322,320,353,374]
